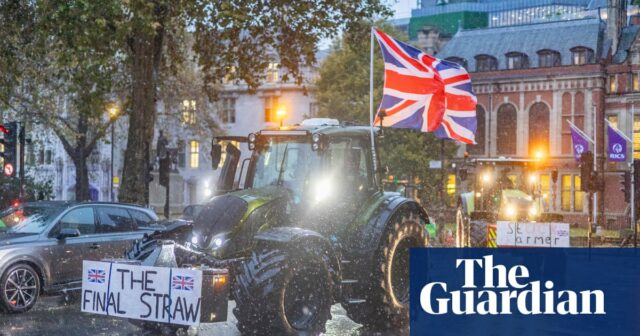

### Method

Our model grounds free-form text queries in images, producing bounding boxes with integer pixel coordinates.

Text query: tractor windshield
[253,137,319,201]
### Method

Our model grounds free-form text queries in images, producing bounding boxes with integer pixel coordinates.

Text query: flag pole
[566,120,594,144]
[370,27,378,178]
[633,104,637,247]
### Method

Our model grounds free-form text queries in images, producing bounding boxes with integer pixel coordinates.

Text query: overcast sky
[390,0,417,19]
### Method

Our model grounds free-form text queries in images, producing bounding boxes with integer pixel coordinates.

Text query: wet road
[0,295,408,336]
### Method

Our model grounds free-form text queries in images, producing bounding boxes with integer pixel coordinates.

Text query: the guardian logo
[420,255,605,315]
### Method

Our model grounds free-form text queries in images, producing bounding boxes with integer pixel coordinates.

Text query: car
[0,201,162,314]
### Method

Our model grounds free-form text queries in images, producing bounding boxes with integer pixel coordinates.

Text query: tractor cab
[198,119,379,257]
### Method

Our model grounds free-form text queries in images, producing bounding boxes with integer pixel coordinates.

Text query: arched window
[468,105,485,155]
[505,52,529,70]
[570,46,594,65]
[528,102,550,156]
[561,92,573,154]
[496,104,517,155]
[445,56,468,69]
[475,54,498,72]
[537,49,561,67]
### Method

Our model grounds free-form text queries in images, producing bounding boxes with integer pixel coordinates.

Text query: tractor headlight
[210,232,230,250]
[248,133,256,150]
[481,172,492,185]
[311,176,333,204]
[311,133,321,151]
[191,235,199,245]
[529,205,539,217]
[504,204,517,219]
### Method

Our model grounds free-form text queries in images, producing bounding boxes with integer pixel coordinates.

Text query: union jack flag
[373,28,477,144]
[87,269,106,284]
[172,275,195,291]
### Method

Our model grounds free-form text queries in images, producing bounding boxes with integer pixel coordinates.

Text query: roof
[436,18,604,71]
[613,25,640,64]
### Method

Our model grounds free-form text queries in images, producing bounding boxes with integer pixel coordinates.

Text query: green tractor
[455,158,563,247]
[131,119,431,334]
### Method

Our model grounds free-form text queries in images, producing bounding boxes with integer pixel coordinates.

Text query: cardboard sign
[496,221,570,247]
[81,260,203,326]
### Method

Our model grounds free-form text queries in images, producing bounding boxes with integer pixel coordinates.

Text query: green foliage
[315,20,458,205]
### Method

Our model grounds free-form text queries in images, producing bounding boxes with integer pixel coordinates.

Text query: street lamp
[276,106,286,127]
[108,104,119,202]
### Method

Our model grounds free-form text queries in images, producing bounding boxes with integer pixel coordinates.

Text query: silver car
[0,201,159,313]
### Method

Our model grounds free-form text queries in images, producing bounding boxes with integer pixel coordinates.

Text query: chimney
[607,0,628,52]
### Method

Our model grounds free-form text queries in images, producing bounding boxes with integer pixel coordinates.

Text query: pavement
[0,295,408,336]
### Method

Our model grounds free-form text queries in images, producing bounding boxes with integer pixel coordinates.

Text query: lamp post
[276,106,287,127]
[108,104,119,202]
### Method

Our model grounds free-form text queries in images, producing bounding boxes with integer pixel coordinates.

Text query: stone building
[436,1,640,228]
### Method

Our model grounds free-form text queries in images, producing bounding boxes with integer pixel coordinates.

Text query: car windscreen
[0,206,64,234]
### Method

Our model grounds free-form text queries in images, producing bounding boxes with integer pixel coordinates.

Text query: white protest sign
[496,221,570,247]
[81,260,203,326]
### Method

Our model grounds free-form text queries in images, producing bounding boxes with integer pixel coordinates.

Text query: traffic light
[620,171,631,203]
[0,122,17,177]
[579,151,593,192]
[159,157,170,187]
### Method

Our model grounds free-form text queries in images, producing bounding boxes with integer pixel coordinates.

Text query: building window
[540,174,551,211]
[181,100,196,125]
[505,52,529,70]
[266,62,279,82]
[528,102,550,156]
[177,139,185,168]
[189,140,199,169]
[561,174,583,212]
[45,150,52,165]
[445,57,467,69]
[496,104,517,155]
[308,102,318,117]
[475,54,497,72]
[264,96,279,122]
[468,105,485,155]
[610,75,618,93]
[218,141,240,169]
[219,98,236,124]
[537,49,561,67]
[634,73,640,92]
[634,115,640,159]
[571,47,593,65]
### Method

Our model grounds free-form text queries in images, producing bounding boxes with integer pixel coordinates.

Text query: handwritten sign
[81,260,203,326]
[496,221,570,247]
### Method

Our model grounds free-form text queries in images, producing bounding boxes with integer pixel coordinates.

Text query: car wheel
[0,264,41,313]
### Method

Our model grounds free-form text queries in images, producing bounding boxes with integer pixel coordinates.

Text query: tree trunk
[73,153,90,201]
[120,23,164,205]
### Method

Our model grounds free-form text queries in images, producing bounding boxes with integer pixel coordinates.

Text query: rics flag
[606,121,630,162]
[569,123,591,161]
[373,29,476,144]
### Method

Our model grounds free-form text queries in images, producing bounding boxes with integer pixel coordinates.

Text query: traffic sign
[4,163,14,176]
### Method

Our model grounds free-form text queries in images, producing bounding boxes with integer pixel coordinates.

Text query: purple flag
[607,123,628,162]
[570,124,590,161]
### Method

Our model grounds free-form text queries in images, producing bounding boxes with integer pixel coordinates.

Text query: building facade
[437,1,640,228]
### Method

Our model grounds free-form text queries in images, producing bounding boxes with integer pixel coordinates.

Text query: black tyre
[233,244,334,335]
[343,211,429,329]
[455,205,468,247]
[0,264,41,314]
[468,220,488,247]
[133,322,186,336]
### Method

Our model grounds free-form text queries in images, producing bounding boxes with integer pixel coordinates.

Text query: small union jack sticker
[87,269,106,284]
[172,275,194,291]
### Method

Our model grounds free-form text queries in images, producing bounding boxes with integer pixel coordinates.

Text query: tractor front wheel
[344,212,429,329]
[233,244,334,335]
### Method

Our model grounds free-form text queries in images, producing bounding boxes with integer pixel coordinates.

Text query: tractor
[128,119,431,335]
[455,158,563,247]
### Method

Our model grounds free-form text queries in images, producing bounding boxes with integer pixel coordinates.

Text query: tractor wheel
[233,244,334,335]
[468,220,488,247]
[343,211,429,329]
[455,205,468,247]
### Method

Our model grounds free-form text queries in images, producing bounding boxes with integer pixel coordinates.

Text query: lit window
[266,62,279,82]
[182,100,196,125]
[189,140,199,169]
[561,174,583,212]
[505,52,529,70]
[218,141,240,169]
[610,75,618,93]
[223,66,236,84]
[634,115,640,159]
[540,174,550,211]
[571,47,593,65]
[633,73,640,91]
[574,176,584,212]
[264,96,279,122]
[561,175,572,211]
[219,98,236,124]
